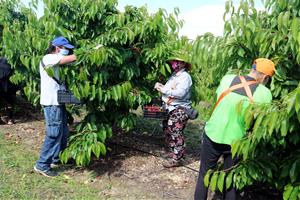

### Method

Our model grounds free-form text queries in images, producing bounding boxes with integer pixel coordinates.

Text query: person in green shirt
[194,58,276,200]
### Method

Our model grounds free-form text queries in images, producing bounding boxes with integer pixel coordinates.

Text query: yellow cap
[253,58,275,76]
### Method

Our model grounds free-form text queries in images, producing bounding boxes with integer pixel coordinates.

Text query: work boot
[161,152,173,159]
[162,158,183,168]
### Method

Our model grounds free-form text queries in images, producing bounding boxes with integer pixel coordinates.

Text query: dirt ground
[0,99,280,200]
[0,99,203,200]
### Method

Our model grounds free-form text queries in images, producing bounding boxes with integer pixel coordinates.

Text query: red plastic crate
[142,102,168,119]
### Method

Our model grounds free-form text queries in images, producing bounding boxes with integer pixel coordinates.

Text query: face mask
[59,48,69,56]
[170,61,179,71]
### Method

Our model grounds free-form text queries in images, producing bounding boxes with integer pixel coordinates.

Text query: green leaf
[72,85,80,99]
[241,140,251,160]
[160,64,166,76]
[225,171,233,190]
[90,85,96,100]
[280,164,291,179]
[106,126,113,138]
[111,86,118,101]
[289,161,299,183]
[280,119,288,137]
[291,18,300,40]
[97,128,106,143]
[290,187,299,200]
[84,82,91,98]
[92,143,101,158]
[278,0,287,9]
[99,142,106,155]
[76,153,82,166]
[253,114,263,133]
[283,11,291,28]
[117,85,122,99]
[59,149,69,164]
[204,169,213,187]
[209,172,218,191]
[78,68,88,81]
[286,93,296,115]
[231,141,240,157]
[277,12,284,30]
[268,112,278,135]
[283,184,293,200]
[238,48,245,57]
[98,88,103,101]
[248,163,259,180]
[217,171,225,192]
[296,91,300,122]
[121,83,127,97]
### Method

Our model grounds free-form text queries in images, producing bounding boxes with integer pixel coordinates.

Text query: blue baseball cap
[51,36,74,49]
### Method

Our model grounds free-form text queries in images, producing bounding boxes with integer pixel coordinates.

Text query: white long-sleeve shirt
[161,69,192,112]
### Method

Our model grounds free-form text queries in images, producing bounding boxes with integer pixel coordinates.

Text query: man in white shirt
[34,36,76,177]
[155,57,193,168]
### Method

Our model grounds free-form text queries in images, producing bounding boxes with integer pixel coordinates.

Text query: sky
[117,0,229,38]
[118,0,263,39]
[21,0,263,39]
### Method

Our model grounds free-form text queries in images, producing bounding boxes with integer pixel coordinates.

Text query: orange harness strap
[213,76,257,111]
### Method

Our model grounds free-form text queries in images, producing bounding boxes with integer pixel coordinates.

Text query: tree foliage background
[0,0,196,166]
[192,0,300,199]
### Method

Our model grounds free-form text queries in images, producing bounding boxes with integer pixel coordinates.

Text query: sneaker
[50,163,60,169]
[162,158,183,168]
[7,119,14,125]
[34,165,58,177]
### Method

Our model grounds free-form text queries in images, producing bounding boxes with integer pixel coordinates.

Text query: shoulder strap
[239,76,254,102]
[213,76,257,111]
[41,59,62,85]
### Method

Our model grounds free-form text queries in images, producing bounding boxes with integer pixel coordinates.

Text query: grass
[0,134,105,200]
[0,112,204,200]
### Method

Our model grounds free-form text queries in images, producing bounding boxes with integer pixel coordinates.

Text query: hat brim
[63,44,75,49]
[167,58,192,70]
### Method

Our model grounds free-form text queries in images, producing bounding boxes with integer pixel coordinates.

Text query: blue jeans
[36,105,68,171]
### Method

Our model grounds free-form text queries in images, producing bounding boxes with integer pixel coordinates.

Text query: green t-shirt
[205,74,272,145]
